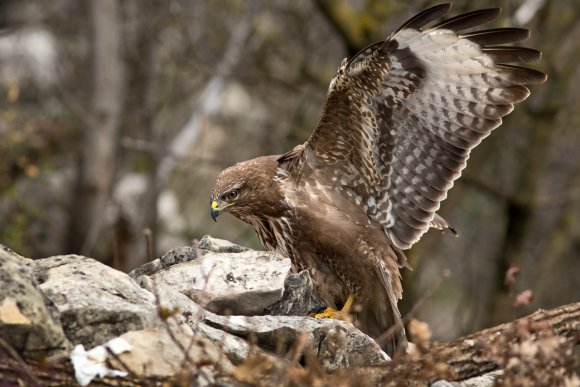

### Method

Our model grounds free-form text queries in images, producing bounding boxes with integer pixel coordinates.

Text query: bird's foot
[310,294,354,320]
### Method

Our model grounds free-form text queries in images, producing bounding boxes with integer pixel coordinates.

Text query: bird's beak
[210,200,221,222]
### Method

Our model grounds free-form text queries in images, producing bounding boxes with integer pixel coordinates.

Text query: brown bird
[210,3,546,356]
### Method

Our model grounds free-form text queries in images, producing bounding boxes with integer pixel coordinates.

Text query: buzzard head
[210,155,284,223]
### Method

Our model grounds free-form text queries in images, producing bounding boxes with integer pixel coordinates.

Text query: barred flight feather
[304,3,546,249]
[210,3,546,356]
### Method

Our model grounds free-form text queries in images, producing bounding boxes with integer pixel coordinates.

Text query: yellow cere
[211,201,219,209]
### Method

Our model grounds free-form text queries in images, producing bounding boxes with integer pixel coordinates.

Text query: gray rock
[263,270,322,316]
[113,325,234,383]
[317,324,349,369]
[1,236,398,378]
[135,275,204,321]
[30,255,159,348]
[129,246,198,278]
[150,249,291,315]
[203,312,389,369]
[129,237,248,280]
[192,319,251,364]
[431,371,503,387]
[0,244,71,359]
[0,243,30,263]
[198,235,250,254]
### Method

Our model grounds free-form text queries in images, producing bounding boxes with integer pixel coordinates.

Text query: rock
[193,320,251,364]
[149,249,292,315]
[0,244,71,359]
[128,236,248,280]
[113,325,234,384]
[432,371,503,387]
[316,323,349,369]
[0,243,31,263]
[128,246,198,278]
[30,255,159,348]
[263,270,322,316]
[1,236,402,382]
[203,312,390,369]
[135,275,204,322]
[198,235,250,254]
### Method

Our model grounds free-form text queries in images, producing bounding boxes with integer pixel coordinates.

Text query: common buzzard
[210,3,546,355]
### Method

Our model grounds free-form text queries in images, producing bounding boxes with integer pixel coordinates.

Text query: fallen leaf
[513,290,534,307]
[505,264,521,286]
[408,318,432,344]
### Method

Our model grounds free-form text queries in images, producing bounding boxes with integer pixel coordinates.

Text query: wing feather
[291,4,546,249]
[484,47,542,63]
[393,3,451,33]
[462,28,530,45]
[429,8,500,32]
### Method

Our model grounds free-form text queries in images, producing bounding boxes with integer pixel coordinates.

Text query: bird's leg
[310,294,354,320]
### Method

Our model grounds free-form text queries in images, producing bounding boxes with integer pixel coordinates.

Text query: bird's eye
[225,190,239,200]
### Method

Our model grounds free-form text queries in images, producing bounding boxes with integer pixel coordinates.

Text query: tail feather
[355,281,407,356]
[354,253,408,357]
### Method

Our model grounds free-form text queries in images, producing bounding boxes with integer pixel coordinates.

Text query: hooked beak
[210,200,221,222]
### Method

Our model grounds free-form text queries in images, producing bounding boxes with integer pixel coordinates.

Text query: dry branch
[359,301,580,385]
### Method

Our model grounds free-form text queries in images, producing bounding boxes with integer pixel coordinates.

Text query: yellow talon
[311,294,355,320]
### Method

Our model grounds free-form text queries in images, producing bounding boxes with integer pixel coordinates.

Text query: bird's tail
[359,281,408,356]
[356,247,408,357]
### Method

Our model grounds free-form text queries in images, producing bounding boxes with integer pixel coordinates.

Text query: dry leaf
[513,290,534,307]
[505,263,521,286]
[408,318,432,344]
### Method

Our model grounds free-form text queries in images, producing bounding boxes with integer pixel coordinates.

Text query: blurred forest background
[1,0,579,341]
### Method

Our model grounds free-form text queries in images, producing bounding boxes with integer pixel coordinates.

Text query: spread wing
[287,4,547,250]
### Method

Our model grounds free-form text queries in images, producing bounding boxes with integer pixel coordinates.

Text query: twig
[104,346,140,382]
[0,337,43,387]
[287,331,309,366]
[279,331,309,386]
[143,228,153,262]
[149,281,194,366]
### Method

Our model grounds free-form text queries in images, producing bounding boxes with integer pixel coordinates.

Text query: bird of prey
[210,3,546,355]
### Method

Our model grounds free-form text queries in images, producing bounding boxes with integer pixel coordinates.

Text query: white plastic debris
[70,337,132,386]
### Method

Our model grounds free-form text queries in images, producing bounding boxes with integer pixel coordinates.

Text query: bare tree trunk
[67,0,125,258]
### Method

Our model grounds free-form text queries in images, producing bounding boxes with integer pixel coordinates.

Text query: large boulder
[202,311,390,369]
[30,254,159,348]
[133,236,292,315]
[0,245,70,359]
